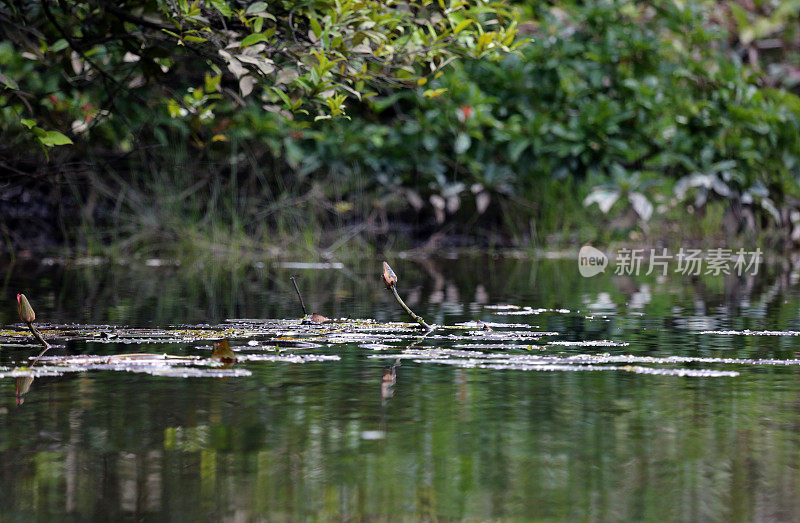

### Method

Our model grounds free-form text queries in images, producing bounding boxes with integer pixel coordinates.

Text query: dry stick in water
[290,275,330,324]
[382,262,432,331]
[289,275,308,316]
[16,294,51,363]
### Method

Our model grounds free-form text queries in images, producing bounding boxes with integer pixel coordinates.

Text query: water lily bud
[17,294,35,323]
[382,262,398,288]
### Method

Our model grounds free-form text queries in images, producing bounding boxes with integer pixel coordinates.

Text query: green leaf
[167,99,183,118]
[309,17,322,39]
[272,87,292,107]
[245,2,268,15]
[241,33,269,47]
[20,118,36,129]
[50,39,69,52]
[0,73,18,90]
[423,88,448,98]
[39,131,73,147]
[209,0,232,17]
[453,19,473,35]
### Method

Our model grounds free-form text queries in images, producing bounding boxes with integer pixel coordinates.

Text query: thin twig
[290,275,308,315]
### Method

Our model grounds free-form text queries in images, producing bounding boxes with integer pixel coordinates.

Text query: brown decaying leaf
[211,339,236,363]
[302,313,330,325]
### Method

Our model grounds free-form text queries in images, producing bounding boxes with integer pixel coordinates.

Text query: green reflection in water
[1,255,800,519]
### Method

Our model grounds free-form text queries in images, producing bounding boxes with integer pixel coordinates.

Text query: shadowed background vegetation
[2,0,800,256]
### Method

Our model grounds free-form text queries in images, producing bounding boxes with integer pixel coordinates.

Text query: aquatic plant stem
[290,275,308,316]
[389,284,432,331]
[27,321,51,364]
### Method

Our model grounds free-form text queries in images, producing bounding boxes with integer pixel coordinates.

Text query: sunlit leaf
[453,19,473,35]
[241,33,269,47]
[423,88,448,98]
[245,2,268,15]
[629,192,653,221]
[583,190,620,214]
[209,0,232,17]
[39,131,73,147]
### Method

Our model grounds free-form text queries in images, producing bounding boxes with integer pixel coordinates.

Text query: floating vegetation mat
[2,315,800,381]
[547,340,630,347]
[0,319,389,381]
[484,305,572,314]
[699,329,800,336]
[368,349,800,377]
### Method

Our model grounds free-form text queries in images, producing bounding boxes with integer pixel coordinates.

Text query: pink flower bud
[17,294,35,323]
[382,262,398,288]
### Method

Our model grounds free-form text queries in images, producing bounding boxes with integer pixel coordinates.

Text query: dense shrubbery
[274,0,800,245]
[3,0,800,253]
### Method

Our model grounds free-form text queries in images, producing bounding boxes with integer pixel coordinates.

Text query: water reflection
[381,359,399,403]
[1,254,800,518]
[14,376,32,405]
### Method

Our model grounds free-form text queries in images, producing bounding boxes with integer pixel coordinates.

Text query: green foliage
[3,0,800,253]
[17,117,73,159]
[276,0,800,239]
[0,0,520,139]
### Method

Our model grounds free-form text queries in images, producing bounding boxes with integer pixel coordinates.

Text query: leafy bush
[294,0,800,242]
[3,0,800,253]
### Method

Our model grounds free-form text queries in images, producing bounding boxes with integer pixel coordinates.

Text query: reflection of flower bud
[382,262,398,288]
[17,294,35,323]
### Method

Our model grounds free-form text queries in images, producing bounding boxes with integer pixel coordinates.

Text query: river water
[2,253,800,520]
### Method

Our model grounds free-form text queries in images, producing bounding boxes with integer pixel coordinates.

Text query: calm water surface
[2,254,800,520]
